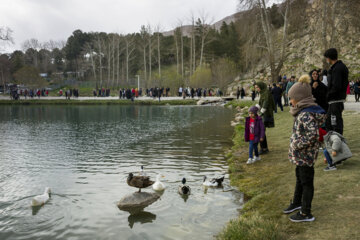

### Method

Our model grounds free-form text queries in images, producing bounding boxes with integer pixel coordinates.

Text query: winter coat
[327,60,349,102]
[288,106,326,167]
[286,81,295,94]
[271,86,283,99]
[244,116,265,143]
[324,131,352,164]
[256,81,275,128]
[354,82,360,94]
[311,80,328,111]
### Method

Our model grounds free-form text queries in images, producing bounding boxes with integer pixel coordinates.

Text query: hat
[249,106,259,114]
[288,75,312,102]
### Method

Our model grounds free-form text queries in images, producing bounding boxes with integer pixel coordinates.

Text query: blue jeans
[323,148,333,166]
[249,140,259,159]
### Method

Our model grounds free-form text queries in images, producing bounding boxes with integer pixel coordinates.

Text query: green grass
[219,108,360,240]
[0,99,197,106]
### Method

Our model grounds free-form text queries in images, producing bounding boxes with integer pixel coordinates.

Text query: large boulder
[117,192,160,210]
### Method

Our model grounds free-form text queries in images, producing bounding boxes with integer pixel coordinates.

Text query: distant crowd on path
[10,88,49,100]
[244,48,353,223]
[178,87,224,99]
[59,88,79,100]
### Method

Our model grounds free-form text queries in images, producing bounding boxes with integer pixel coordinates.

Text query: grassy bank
[0,99,197,106]
[219,101,360,240]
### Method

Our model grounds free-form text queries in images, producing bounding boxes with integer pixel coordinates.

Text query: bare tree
[96,36,104,88]
[139,25,148,83]
[154,24,162,80]
[196,12,214,67]
[0,27,14,50]
[239,0,291,83]
[124,35,135,83]
[147,25,153,83]
[22,38,41,67]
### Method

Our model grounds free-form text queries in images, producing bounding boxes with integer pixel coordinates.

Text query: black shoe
[289,211,315,222]
[259,149,269,155]
[283,201,301,214]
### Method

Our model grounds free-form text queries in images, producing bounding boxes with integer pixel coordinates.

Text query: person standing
[255,81,275,154]
[324,48,349,135]
[236,87,240,100]
[354,80,360,102]
[240,87,246,99]
[251,85,256,101]
[245,106,265,164]
[271,83,283,113]
[283,74,326,222]
[310,70,328,111]
[286,76,296,105]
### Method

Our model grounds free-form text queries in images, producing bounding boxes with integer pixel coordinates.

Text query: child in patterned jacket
[283,75,326,223]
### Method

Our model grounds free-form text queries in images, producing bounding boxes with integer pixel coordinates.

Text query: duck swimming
[127,173,154,192]
[202,176,224,187]
[152,174,165,191]
[31,187,51,206]
[178,178,191,195]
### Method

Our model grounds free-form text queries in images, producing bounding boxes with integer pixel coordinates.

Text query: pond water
[0,105,242,240]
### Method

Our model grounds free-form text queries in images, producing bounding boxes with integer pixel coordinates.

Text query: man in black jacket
[324,48,349,135]
[271,83,283,113]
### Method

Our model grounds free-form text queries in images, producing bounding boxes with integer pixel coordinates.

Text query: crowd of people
[243,48,353,223]
[10,88,49,100]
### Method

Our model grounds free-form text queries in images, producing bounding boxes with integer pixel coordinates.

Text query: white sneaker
[253,156,261,162]
[246,158,254,164]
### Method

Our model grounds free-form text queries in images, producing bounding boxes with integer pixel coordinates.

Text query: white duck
[152,174,165,191]
[31,187,51,206]
[202,176,224,187]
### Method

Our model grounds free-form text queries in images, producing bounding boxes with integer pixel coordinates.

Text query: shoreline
[0,96,233,106]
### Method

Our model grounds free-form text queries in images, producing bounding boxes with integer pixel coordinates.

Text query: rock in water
[118,192,160,210]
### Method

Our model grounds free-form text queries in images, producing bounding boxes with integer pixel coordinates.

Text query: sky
[0,0,239,52]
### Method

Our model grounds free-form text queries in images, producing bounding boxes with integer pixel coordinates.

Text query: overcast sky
[0,0,240,52]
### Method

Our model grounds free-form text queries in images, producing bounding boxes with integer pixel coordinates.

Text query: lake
[0,105,242,240]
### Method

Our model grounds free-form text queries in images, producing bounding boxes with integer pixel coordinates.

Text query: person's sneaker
[253,156,261,162]
[323,165,337,171]
[283,201,301,214]
[289,211,315,222]
[259,149,269,155]
[246,158,254,164]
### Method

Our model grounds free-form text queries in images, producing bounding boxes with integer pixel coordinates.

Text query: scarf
[290,96,317,116]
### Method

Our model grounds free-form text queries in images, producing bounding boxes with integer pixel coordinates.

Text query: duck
[31,187,51,206]
[139,166,146,176]
[152,174,165,191]
[127,173,154,192]
[202,176,224,187]
[178,178,191,195]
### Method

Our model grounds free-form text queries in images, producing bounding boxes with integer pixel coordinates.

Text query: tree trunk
[174,31,179,74]
[181,33,184,78]
[143,46,147,82]
[98,38,103,88]
[157,33,161,80]
[148,36,152,83]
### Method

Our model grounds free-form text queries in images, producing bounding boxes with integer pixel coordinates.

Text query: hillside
[226,0,360,94]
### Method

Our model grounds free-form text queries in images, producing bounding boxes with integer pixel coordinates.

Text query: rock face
[117,192,160,210]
